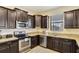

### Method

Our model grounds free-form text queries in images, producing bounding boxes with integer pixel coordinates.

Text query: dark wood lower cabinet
[0,36,78,53]
[0,40,19,53]
[0,43,10,53]
[62,40,72,53]
[62,39,78,53]
[31,35,39,48]
[52,38,62,52]
[47,37,62,52]
[47,36,78,53]
[30,36,78,53]
[10,40,19,53]
[47,37,53,49]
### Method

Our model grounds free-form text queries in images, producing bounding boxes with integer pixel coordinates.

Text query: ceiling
[5,6,60,14]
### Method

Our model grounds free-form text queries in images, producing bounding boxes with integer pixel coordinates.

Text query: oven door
[19,38,31,52]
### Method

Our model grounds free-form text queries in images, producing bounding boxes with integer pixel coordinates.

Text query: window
[50,14,64,31]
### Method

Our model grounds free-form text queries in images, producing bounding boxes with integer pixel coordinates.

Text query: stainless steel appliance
[16,21,29,29]
[40,36,47,47]
[14,31,31,52]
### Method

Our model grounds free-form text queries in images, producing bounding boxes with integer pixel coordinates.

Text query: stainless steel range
[14,31,31,52]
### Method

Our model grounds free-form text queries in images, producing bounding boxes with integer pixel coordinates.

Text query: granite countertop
[27,31,79,40]
[47,34,79,40]
[0,37,18,44]
[0,30,79,45]
[39,32,79,46]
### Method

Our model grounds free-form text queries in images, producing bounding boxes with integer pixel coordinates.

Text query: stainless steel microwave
[16,21,29,29]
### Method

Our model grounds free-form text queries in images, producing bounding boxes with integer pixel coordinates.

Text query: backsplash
[0,29,25,35]
[0,29,37,35]
[64,29,79,34]
[0,28,79,35]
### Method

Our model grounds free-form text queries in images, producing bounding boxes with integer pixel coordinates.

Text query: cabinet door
[54,38,63,52]
[35,15,41,27]
[47,37,53,49]
[15,8,28,21]
[31,39,37,48]
[53,38,60,51]
[22,11,28,21]
[15,9,23,21]
[64,11,76,28]
[48,37,63,52]
[28,15,35,28]
[31,36,38,48]
[0,7,7,28]
[75,10,79,28]
[62,39,77,53]
[0,43,9,53]
[41,16,47,28]
[32,16,35,28]
[62,40,71,53]
[10,40,19,53]
[7,10,16,29]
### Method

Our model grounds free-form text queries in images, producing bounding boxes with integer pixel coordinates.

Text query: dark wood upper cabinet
[75,10,79,28]
[15,8,28,21]
[28,15,35,28]
[34,15,48,28]
[32,15,36,28]
[65,11,75,28]
[64,10,79,28]
[7,10,16,29]
[34,15,42,27]
[41,16,48,28]
[0,7,16,29]
[0,7,8,29]
[32,16,35,28]
[22,11,28,21]
[15,8,22,21]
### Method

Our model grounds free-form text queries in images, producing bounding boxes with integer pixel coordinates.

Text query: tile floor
[27,46,59,53]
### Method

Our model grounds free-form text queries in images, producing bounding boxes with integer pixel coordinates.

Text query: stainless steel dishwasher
[40,35,47,47]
